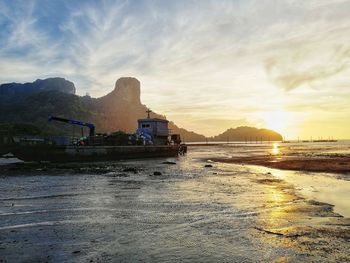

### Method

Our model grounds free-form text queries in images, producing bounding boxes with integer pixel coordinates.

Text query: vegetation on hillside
[210,126,283,141]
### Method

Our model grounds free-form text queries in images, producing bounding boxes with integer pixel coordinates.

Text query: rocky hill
[210,126,283,141]
[0,78,75,103]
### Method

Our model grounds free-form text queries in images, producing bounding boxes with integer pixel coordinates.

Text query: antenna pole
[146,109,152,118]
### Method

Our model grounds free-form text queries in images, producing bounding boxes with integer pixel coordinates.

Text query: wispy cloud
[1,0,350,137]
[265,46,350,91]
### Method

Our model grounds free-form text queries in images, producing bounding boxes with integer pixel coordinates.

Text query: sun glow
[254,110,305,139]
[261,111,292,135]
[272,143,279,155]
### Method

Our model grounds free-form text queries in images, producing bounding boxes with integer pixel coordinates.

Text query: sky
[0,0,350,138]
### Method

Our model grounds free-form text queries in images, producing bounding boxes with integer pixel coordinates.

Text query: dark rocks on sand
[162,161,176,165]
[205,164,213,168]
[123,167,138,173]
[153,171,162,176]
[111,173,129,177]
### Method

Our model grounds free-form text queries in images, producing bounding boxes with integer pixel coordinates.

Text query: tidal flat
[0,144,349,262]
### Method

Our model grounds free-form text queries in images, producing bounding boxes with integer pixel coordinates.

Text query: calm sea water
[187,140,350,157]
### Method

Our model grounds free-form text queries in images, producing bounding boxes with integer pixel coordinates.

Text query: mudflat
[212,155,350,173]
[0,144,349,262]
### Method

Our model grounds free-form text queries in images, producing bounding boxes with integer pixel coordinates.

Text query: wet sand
[211,155,350,173]
[0,145,349,262]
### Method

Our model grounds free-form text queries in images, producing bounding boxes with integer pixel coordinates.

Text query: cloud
[1,0,350,137]
[265,46,350,91]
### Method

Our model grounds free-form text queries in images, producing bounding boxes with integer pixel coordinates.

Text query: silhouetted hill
[210,126,283,141]
[0,77,206,141]
[0,78,75,104]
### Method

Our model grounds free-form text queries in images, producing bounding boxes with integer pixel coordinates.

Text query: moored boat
[12,144,185,162]
[9,112,187,162]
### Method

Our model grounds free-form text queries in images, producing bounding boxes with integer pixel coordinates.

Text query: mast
[146,109,152,119]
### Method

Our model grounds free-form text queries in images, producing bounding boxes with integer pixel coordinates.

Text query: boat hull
[11,145,182,162]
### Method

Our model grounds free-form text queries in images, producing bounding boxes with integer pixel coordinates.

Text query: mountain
[0,77,206,141]
[210,126,283,141]
[0,78,75,103]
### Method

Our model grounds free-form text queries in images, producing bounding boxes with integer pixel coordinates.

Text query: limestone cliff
[91,77,206,141]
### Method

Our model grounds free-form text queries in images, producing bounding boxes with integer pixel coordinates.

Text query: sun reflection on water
[263,185,289,228]
[272,143,280,155]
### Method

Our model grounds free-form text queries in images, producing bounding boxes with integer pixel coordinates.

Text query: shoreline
[243,164,350,218]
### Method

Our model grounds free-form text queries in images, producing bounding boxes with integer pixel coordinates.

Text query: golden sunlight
[261,111,291,135]
[272,143,279,155]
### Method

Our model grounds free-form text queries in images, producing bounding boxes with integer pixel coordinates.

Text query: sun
[260,111,293,136]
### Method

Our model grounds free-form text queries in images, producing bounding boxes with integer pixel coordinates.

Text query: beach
[0,143,349,262]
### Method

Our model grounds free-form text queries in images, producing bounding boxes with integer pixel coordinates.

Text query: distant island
[210,126,282,142]
[0,77,282,142]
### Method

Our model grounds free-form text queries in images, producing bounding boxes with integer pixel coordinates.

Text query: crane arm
[48,116,95,136]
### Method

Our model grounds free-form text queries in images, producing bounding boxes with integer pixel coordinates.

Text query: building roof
[138,118,169,123]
